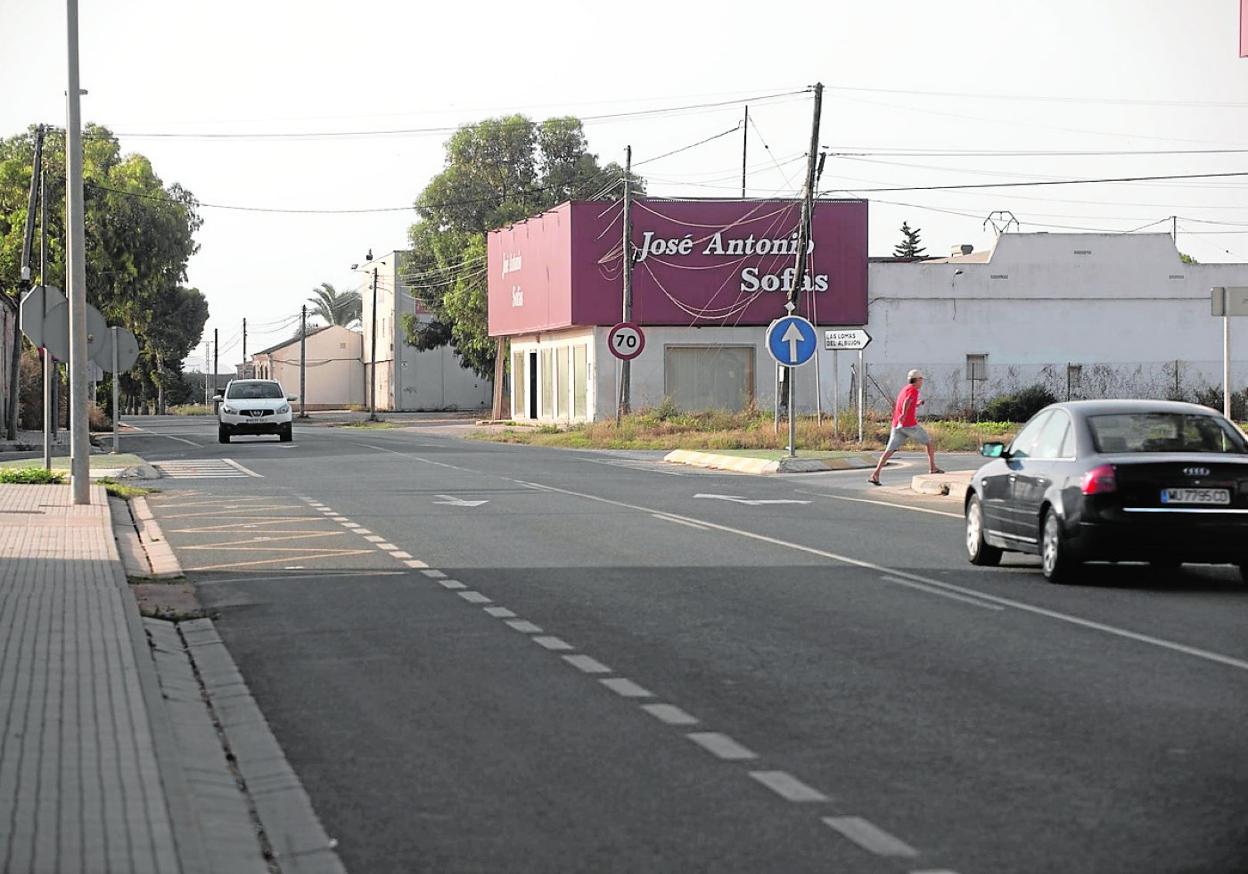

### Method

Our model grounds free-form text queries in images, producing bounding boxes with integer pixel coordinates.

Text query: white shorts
[886,425,930,452]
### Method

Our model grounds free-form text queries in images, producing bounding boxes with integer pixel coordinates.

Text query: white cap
[907,369,925,380]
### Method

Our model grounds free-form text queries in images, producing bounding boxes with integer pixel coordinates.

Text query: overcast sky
[2,0,1247,369]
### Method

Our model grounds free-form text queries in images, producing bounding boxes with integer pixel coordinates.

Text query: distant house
[248,324,364,410]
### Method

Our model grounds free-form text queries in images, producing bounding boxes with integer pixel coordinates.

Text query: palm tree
[308,282,362,327]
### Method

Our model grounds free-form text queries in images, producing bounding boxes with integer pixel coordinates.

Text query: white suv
[214,379,296,443]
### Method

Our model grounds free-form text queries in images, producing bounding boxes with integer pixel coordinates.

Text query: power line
[820,82,1248,110]
[633,123,743,167]
[826,146,1248,158]
[820,170,1248,195]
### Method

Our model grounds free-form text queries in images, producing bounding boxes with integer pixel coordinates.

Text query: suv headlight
[222,405,236,414]
[277,404,290,414]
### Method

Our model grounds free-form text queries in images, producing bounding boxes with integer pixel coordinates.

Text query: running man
[868,369,943,485]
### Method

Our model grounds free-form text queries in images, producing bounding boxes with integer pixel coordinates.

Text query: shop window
[540,349,554,417]
[556,347,570,419]
[512,350,526,419]
[573,345,588,419]
[966,353,988,382]
[663,345,755,412]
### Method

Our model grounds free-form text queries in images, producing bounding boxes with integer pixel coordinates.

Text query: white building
[249,324,364,410]
[357,251,492,412]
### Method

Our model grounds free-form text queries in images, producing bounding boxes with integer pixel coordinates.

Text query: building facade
[249,324,364,410]
[357,251,493,412]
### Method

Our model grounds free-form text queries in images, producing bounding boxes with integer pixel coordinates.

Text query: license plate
[247,417,263,424]
[1161,488,1231,505]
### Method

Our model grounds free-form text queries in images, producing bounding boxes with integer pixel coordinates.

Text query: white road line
[223,458,264,478]
[686,732,757,761]
[508,478,1248,673]
[533,636,574,651]
[342,523,362,529]
[563,655,611,674]
[363,535,385,543]
[124,424,200,446]
[331,517,348,522]
[505,620,543,633]
[748,770,828,802]
[403,559,427,568]
[376,542,398,550]
[353,528,372,535]
[390,551,413,559]
[641,703,699,726]
[880,576,1004,611]
[822,816,919,858]
[421,569,446,579]
[458,591,492,604]
[806,491,963,519]
[599,678,653,698]
[484,607,517,618]
[438,579,466,590]
[580,458,685,476]
[651,513,710,531]
[910,870,964,874]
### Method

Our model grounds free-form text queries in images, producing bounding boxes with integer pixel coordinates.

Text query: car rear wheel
[1041,509,1078,584]
[965,495,1002,566]
[218,425,230,444]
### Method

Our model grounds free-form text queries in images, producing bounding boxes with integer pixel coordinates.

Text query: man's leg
[926,439,940,473]
[870,448,895,483]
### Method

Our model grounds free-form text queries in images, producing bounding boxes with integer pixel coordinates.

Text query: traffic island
[910,470,974,498]
[664,448,875,474]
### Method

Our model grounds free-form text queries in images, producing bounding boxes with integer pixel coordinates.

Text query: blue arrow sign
[765,315,818,367]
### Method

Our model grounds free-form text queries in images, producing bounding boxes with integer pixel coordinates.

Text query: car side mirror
[980,442,1007,458]
[212,395,223,403]
[287,395,298,402]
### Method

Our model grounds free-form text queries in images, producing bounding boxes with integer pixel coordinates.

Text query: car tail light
[1081,464,1117,495]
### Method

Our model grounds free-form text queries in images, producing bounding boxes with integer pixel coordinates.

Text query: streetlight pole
[369,266,378,421]
[65,0,90,504]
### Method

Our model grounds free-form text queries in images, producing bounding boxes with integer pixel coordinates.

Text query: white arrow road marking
[432,494,489,507]
[693,493,811,506]
[781,321,805,363]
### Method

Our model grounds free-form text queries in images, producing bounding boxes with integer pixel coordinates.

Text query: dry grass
[474,407,1017,452]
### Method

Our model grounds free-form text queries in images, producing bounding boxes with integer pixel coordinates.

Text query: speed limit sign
[608,321,645,360]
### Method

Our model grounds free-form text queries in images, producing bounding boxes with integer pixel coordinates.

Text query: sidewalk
[0,482,352,874]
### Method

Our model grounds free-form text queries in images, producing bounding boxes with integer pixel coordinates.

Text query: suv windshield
[226,382,284,400]
[1088,413,1248,454]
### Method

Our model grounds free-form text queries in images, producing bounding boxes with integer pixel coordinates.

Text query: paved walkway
[0,484,182,873]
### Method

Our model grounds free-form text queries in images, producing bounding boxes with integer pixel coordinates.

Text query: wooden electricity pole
[617,146,634,422]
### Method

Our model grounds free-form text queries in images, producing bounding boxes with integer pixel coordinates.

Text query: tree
[893,221,926,260]
[0,124,205,413]
[403,115,641,377]
[307,282,361,327]
[1179,251,1198,264]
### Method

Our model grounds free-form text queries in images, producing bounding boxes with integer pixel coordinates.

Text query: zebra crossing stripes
[153,458,263,479]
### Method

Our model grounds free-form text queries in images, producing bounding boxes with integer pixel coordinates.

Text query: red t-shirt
[892,383,919,428]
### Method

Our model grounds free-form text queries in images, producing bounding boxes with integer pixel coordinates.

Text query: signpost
[825,328,872,443]
[766,315,818,456]
[608,321,646,361]
[1212,287,1248,420]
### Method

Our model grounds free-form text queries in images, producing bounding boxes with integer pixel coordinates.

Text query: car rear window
[226,382,284,400]
[1087,413,1248,454]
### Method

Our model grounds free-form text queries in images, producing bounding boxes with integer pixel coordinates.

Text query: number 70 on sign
[609,321,646,360]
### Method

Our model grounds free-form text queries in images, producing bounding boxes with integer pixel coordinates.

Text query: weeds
[0,467,65,485]
[96,477,159,499]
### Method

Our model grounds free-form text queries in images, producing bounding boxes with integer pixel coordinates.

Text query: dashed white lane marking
[822,817,919,858]
[438,579,466,590]
[505,620,543,633]
[599,678,653,698]
[641,703,699,726]
[363,535,385,543]
[532,636,574,651]
[377,542,398,550]
[686,732,757,761]
[331,516,348,522]
[223,458,264,478]
[563,654,611,674]
[390,551,412,559]
[910,870,964,874]
[343,522,362,529]
[403,559,428,568]
[484,607,517,618]
[749,770,828,802]
[806,491,963,519]
[458,591,492,604]
[421,569,446,579]
[650,513,710,531]
[879,576,1004,611]
[354,528,373,535]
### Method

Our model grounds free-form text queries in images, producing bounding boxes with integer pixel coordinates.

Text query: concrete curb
[910,470,974,498]
[109,495,154,579]
[664,449,873,474]
[132,495,185,579]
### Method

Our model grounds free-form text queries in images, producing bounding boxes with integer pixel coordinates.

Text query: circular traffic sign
[608,321,646,360]
[765,315,818,367]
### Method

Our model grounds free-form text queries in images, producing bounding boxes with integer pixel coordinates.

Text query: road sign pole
[814,343,823,426]
[66,0,91,504]
[857,348,865,445]
[788,365,796,457]
[111,326,119,454]
[832,352,839,436]
[773,364,780,435]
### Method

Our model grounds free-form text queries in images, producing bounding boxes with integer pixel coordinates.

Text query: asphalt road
[125,415,1248,874]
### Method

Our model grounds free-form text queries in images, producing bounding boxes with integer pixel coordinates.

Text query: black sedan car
[964,400,1248,583]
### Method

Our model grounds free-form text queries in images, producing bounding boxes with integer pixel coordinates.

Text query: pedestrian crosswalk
[152,458,262,479]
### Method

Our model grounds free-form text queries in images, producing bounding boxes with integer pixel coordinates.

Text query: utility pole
[299,304,307,417]
[617,145,633,423]
[110,326,119,454]
[213,328,219,400]
[66,0,90,504]
[741,106,749,198]
[9,126,42,442]
[242,317,247,374]
[41,144,53,469]
[778,83,824,425]
[369,266,379,421]
[203,341,210,405]
[1171,215,1177,244]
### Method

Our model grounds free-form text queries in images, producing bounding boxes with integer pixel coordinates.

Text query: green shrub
[981,384,1058,422]
[0,467,65,485]
[1193,386,1247,421]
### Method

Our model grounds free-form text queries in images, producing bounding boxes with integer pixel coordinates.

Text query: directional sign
[765,315,818,367]
[694,493,812,506]
[824,328,872,351]
[608,321,646,360]
[1212,287,1248,317]
[19,285,67,349]
[41,299,109,364]
[433,494,489,508]
[96,326,141,372]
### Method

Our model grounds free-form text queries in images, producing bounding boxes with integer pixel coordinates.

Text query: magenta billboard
[488,198,867,336]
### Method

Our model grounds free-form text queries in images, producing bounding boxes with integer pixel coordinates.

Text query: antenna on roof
[983,210,1019,236]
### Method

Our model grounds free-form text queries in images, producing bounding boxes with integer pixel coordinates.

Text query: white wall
[254,326,364,409]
